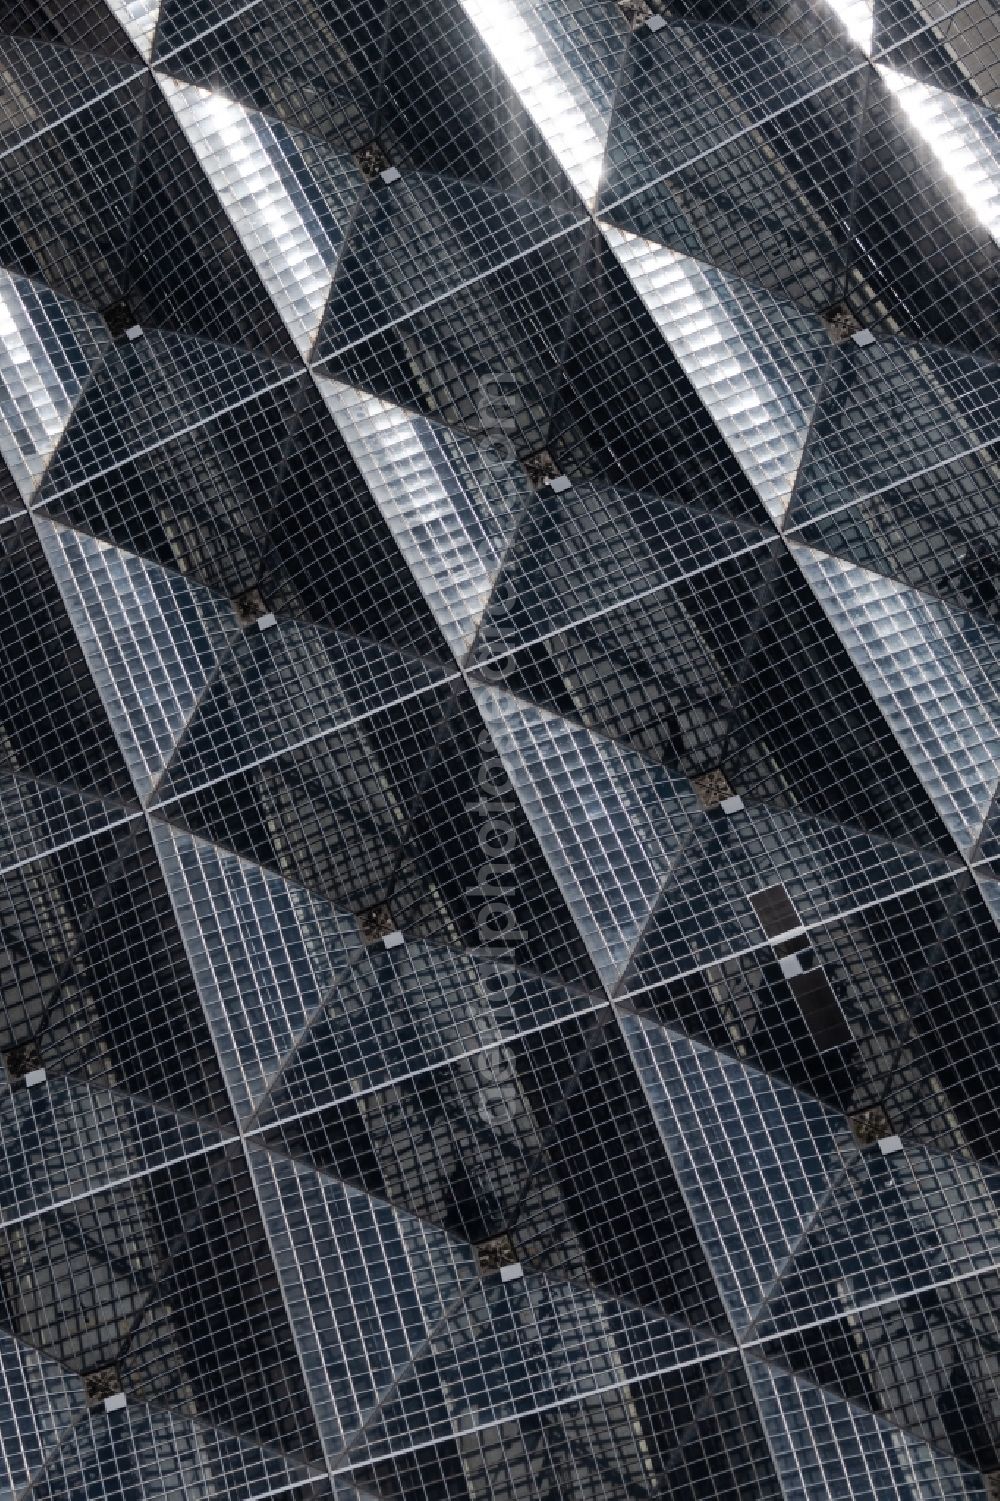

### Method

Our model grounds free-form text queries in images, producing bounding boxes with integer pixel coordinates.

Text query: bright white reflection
[602,225,820,523]
[319,378,512,658]
[0,273,93,498]
[821,0,1000,241]
[103,0,160,59]
[879,66,1000,239]
[158,78,347,356]
[459,0,609,203]
[822,0,874,53]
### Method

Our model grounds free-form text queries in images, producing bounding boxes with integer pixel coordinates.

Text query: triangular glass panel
[790,442,1000,623]
[156,680,450,917]
[36,376,304,600]
[383,687,604,993]
[377,0,576,210]
[601,14,862,206]
[471,473,768,660]
[253,936,589,1124]
[39,520,241,801]
[27,822,234,1127]
[124,90,302,360]
[0,514,135,799]
[875,64,1000,243]
[319,377,531,659]
[154,615,452,802]
[156,77,364,356]
[0,36,143,148]
[0,1070,223,1225]
[601,229,831,522]
[257,375,450,662]
[154,0,387,147]
[114,1146,322,1461]
[622,1013,856,1334]
[152,823,363,1119]
[0,768,127,870]
[787,334,1000,529]
[0,1326,85,1499]
[456,0,628,204]
[0,1175,163,1373]
[316,225,586,460]
[0,68,146,309]
[754,1138,1000,1337]
[841,68,1000,361]
[747,1359,991,1501]
[317,165,584,353]
[260,1033,546,1246]
[104,0,161,58]
[473,567,746,777]
[247,1144,479,1461]
[507,1010,731,1334]
[37,327,299,501]
[0,269,109,499]
[472,685,700,988]
[723,540,960,855]
[623,794,961,987]
[790,542,1000,853]
[601,70,865,321]
[349,1262,729,1464]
